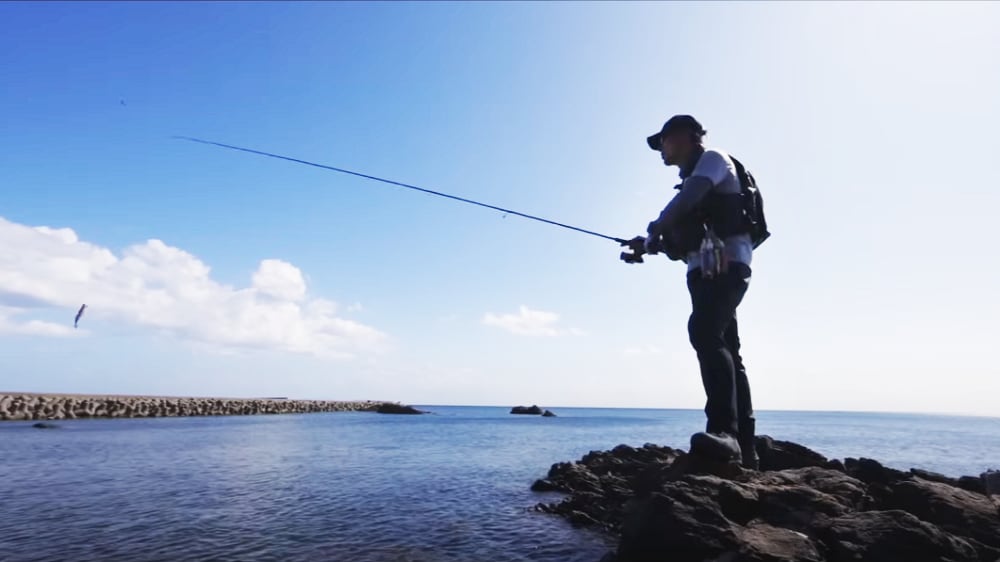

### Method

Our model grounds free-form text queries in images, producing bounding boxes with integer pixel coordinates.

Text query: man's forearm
[648,175,713,234]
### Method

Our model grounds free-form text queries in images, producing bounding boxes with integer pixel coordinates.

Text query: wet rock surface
[533,436,1000,562]
[1,393,398,421]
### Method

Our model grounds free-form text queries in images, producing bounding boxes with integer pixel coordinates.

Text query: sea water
[1,407,998,562]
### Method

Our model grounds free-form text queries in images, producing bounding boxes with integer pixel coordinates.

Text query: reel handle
[619,236,647,264]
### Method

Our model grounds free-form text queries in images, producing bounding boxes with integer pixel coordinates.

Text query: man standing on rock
[627,115,758,469]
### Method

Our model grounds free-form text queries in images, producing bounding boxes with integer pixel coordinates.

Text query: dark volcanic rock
[819,510,981,562]
[541,409,557,417]
[511,405,544,415]
[882,477,1000,549]
[617,491,740,561]
[983,470,1000,496]
[959,475,988,495]
[736,522,824,562]
[844,456,909,485]
[530,479,563,492]
[910,467,986,493]
[374,403,425,415]
[532,435,1000,562]
[756,435,829,471]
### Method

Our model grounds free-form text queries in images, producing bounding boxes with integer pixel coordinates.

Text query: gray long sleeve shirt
[648,149,753,272]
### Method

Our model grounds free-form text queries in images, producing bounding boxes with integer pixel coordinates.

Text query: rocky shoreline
[533,436,1000,562]
[0,393,404,421]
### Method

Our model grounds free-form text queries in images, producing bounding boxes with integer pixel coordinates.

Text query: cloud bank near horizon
[0,216,384,358]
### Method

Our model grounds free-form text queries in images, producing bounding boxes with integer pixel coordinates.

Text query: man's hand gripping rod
[619,236,649,264]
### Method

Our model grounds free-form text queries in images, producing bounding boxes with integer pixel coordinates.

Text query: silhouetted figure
[637,115,761,469]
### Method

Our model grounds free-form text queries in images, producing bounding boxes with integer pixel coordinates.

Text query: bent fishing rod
[174,136,650,262]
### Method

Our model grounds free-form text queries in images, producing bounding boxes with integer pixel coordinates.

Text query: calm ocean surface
[1,407,999,562]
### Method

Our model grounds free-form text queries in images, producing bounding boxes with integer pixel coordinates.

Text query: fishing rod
[174,136,649,262]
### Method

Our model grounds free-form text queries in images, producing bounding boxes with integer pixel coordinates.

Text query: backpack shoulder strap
[729,155,754,188]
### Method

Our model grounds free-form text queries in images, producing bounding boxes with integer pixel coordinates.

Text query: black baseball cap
[646,115,706,150]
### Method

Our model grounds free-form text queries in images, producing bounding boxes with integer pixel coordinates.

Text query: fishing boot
[690,431,742,463]
[738,419,759,470]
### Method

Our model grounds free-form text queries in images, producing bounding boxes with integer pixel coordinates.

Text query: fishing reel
[619,236,648,264]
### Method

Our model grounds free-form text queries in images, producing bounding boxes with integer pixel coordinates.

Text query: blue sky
[1,2,998,416]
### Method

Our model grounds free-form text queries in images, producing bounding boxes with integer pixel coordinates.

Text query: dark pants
[686,262,754,444]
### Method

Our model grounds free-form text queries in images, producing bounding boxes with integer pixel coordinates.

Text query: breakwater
[0,393,387,421]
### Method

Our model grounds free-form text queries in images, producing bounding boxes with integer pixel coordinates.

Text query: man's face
[658,130,690,167]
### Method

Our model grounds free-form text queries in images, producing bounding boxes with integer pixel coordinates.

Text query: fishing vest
[663,151,770,260]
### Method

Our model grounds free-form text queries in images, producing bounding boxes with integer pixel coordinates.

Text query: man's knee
[688,314,723,352]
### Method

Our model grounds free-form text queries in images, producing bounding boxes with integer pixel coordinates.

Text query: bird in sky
[74,304,87,328]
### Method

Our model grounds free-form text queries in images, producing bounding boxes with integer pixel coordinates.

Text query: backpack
[729,156,771,249]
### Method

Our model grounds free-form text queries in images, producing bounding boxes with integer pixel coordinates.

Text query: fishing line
[174,136,627,244]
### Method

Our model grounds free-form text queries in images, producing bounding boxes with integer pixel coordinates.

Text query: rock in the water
[374,403,425,415]
[541,409,556,417]
[510,405,544,415]
[531,435,1000,562]
[31,422,59,429]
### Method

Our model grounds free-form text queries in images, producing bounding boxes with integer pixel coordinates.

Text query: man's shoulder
[700,148,734,166]
[692,148,737,186]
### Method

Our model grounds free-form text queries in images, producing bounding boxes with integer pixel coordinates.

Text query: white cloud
[0,216,384,358]
[0,306,78,337]
[252,259,307,301]
[482,305,579,337]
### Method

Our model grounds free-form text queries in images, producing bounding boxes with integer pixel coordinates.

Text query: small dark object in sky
[120,99,126,106]
[74,304,87,328]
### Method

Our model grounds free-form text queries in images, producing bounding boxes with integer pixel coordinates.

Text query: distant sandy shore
[0,392,386,421]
